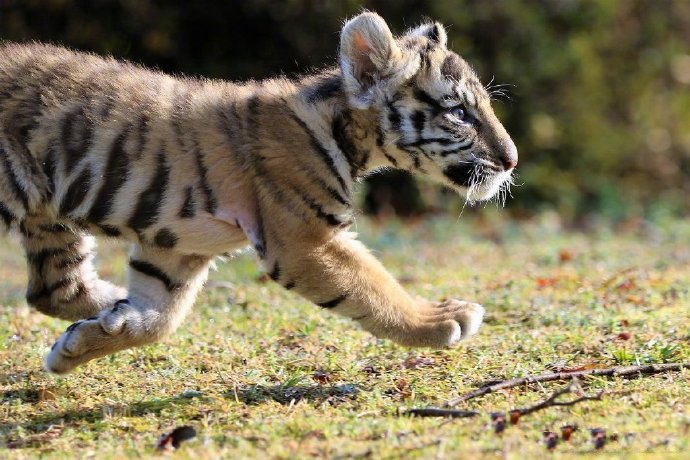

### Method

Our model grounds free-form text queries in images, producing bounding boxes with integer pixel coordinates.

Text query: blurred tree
[1,0,688,222]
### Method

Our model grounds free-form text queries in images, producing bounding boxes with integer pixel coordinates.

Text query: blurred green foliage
[1,0,689,221]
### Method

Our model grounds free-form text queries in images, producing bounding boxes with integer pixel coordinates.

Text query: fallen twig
[406,407,480,418]
[511,381,603,418]
[405,381,601,421]
[445,362,689,407]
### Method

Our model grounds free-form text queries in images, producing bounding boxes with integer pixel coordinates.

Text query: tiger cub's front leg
[45,245,211,374]
[267,231,484,347]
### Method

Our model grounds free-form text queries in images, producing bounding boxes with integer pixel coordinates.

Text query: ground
[1,212,689,458]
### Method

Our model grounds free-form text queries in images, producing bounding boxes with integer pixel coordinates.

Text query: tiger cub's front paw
[433,299,485,341]
[403,299,485,348]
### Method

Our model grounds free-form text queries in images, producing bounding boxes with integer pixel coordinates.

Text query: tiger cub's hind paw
[45,300,143,374]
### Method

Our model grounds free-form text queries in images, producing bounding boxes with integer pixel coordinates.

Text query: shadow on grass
[2,384,360,449]
[233,383,359,406]
[1,392,200,449]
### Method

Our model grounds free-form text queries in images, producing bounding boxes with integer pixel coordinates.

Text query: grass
[1,212,689,458]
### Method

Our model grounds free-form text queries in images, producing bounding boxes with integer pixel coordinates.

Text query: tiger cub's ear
[407,22,448,48]
[339,12,418,109]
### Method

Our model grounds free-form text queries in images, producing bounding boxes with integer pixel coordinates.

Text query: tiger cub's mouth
[443,159,515,204]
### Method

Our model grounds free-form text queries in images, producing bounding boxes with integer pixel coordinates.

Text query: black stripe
[61,107,93,174]
[332,112,367,177]
[132,114,149,160]
[154,228,178,248]
[284,281,295,290]
[419,50,430,70]
[300,193,344,227]
[254,243,266,259]
[98,224,122,237]
[88,130,130,222]
[443,163,474,186]
[217,103,240,137]
[0,145,29,208]
[56,252,88,270]
[192,143,217,214]
[316,177,349,206]
[65,319,83,333]
[307,74,343,102]
[397,144,422,170]
[172,86,216,215]
[317,295,346,309]
[412,110,426,137]
[0,202,15,228]
[39,223,71,233]
[98,95,115,120]
[290,112,349,195]
[387,101,402,132]
[439,139,475,157]
[47,277,74,293]
[27,249,58,268]
[268,262,280,281]
[179,186,196,218]
[255,217,267,259]
[42,152,56,195]
[376,122,398,166]
[428,24,442,43]
[12,90,41,146]
[413,88,445,115]
[400,137,457,148]
[26,288,49,305]
[128,152,169,230]
[383,152,398,166]
[411,153,421,170]
[27,242,80,269]
[375,125,385,148]
[245,95,260,138]
[18,220,31,236]
[129,259,180,291]
[59,167,91,215]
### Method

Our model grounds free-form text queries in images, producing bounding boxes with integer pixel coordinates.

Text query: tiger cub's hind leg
[22,215,127,321]
[45,245,211,374]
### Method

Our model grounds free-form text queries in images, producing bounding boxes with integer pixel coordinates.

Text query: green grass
[1,213,689,458]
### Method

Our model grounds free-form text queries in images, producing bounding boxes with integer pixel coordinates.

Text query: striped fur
[0,12,516,373]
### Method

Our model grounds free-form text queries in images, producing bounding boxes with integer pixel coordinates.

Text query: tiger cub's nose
[501,142,518,170]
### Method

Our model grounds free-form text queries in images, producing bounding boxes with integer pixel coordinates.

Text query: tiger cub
[0,12,517,373]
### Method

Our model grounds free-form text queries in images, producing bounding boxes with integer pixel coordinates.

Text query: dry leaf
[156,426,196,451]
[561,425,578,441]
[559,249,573,262]
[591,428,606,449]
[616,279,635,291]
[490,412,506,434]
[544,431,558,450]
[403,356,435,370]
[394,378,412,399]
[38,388,57,402]
[509,410,521,425]
[312,370,331,385]
[536,277,556,288]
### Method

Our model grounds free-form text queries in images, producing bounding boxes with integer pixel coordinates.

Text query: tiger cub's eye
[449,106,466,121]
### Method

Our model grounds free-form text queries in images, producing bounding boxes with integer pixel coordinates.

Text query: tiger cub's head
[340,12,517,203]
